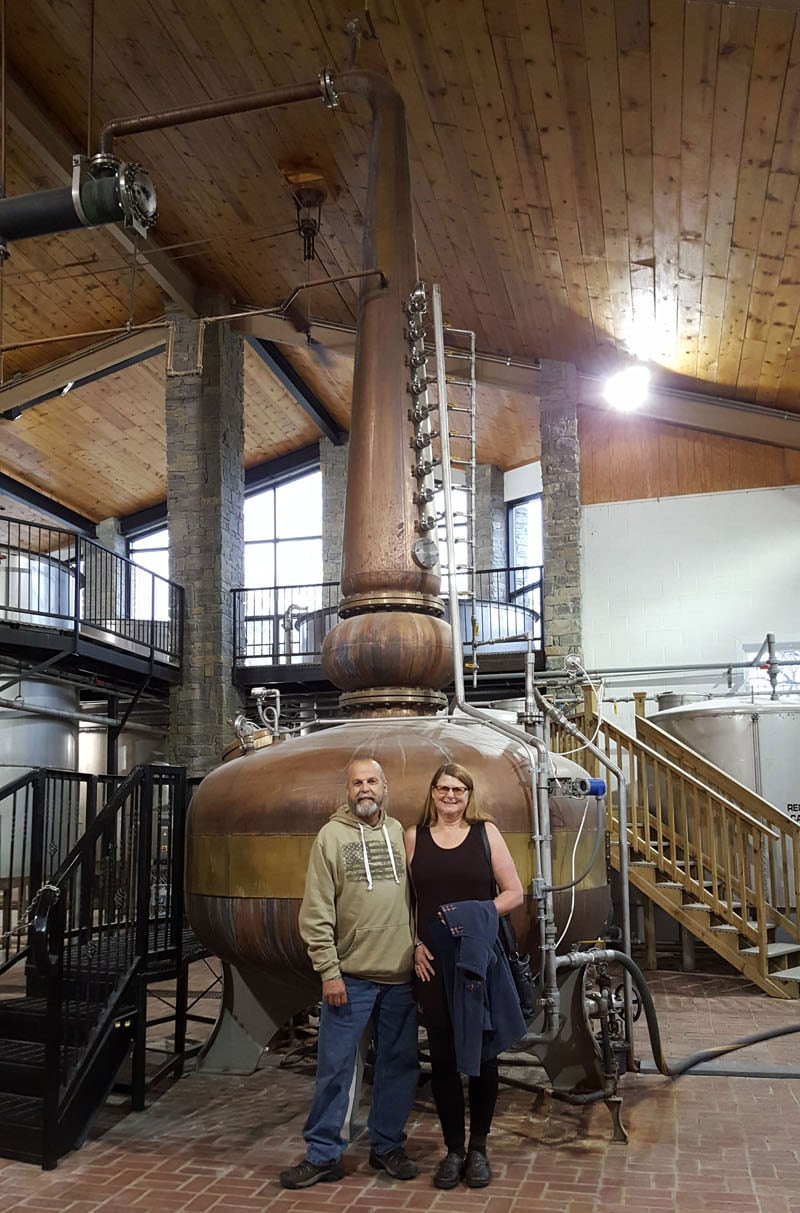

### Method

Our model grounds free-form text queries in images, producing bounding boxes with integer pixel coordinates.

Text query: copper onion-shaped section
[320,612,453,691]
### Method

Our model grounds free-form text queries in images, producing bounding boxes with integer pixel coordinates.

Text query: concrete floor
[1,966,799,1213]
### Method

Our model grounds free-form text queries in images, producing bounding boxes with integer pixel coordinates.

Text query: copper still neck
[320,71,453,715]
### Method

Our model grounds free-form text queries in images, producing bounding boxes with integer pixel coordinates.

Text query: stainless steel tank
[650,696,800,820]
[0,679,79,874]
[650,695,800,909]
[0,549,75,627]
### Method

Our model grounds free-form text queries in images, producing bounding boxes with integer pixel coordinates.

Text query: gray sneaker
[279,1157,344,1189]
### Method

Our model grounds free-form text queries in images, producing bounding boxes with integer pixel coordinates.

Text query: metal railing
[0,516,183,666]
[549,693,800,996]
[0,770,117,970]
[232,564,543,667]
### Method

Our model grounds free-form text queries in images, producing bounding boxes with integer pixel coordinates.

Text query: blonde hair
[418,762,494,826]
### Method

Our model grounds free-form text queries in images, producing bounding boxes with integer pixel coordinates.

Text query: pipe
[98,77,332,156]
[433,383,562,1039]
[533,690,634,1068]
[560,947,800,1079]
[0,694,161,733]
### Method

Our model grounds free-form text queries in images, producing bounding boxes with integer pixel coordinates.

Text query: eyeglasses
[433,784,469,796]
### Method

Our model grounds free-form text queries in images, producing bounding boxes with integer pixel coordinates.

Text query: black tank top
[411,822,494,946]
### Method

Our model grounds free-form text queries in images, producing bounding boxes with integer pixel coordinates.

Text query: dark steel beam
[121,443,322,536]
[0,473,96,534]
[244,335,346,445]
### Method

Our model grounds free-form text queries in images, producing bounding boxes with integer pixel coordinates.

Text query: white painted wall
[581,485,800,727]
[504,462,542,501]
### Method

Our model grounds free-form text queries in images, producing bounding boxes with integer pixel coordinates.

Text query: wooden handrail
[549,700,800,995]
[636,714,799,838]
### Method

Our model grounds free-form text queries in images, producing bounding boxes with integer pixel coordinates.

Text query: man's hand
[322,977,347,1006]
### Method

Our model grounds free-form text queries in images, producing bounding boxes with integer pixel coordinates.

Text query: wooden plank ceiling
[1,0,800,525]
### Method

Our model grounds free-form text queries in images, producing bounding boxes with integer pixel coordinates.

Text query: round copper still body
[187,718,610,1035]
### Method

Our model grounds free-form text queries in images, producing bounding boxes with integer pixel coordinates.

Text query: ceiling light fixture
[602,364,651,413]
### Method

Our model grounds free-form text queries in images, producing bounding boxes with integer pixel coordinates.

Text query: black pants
[426,1025,499,1152]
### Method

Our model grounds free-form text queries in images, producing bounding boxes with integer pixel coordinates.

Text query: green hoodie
[298,804,414,984]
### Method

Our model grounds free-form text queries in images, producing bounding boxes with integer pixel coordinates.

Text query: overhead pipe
[0,73,337,250]
[0,156,158,247]
[0,693,161,734]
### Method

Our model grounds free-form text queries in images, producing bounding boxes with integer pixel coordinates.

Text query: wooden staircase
[551,691,800,999]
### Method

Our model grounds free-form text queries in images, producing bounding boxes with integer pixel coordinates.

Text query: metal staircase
[0,765,206,1167]
[551,690,800,998]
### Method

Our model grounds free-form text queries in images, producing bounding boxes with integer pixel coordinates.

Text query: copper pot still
[185,68,610,1068]
[187,720,609,1060]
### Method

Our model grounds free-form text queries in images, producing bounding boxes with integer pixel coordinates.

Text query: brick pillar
[539,359,582,667]
[165,309,245,775]
[320,435,349,586]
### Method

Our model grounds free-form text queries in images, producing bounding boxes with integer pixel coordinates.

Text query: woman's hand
[413,941,435,982]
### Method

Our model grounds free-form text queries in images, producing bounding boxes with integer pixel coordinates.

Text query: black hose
[600,950,800,1077]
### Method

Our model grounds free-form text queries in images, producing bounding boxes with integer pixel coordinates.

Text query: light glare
[603,365,651,412]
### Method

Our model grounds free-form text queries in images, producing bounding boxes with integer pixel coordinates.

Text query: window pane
[245,540,275,588]
[276,538,322,587]
[245,488,275,541]
[275,472,322,538]
[509,496,543,568]
[130,527,168,553]
[131,547,169,580]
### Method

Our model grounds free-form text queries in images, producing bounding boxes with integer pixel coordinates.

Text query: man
[279,757,419,1190]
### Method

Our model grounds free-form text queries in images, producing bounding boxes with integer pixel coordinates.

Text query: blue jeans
[303,976,419,1164]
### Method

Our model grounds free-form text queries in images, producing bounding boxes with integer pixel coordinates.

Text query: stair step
[739,942,800,959]
[0,998,101,1043]
[0,1093,44,1166]
[0,1039,81,1097]
[773,966,800,982]
[683,903,710,914]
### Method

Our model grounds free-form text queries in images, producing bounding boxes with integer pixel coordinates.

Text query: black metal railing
[0,766,187,1154]
[232,564,544,667]
[0,770,115,971]
[0,516,183,666]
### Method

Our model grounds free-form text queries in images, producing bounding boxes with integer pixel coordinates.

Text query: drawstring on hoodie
[383,823,399,883]
[357,821,400,891]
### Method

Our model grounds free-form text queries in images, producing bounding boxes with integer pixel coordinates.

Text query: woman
[404,762,524,1190]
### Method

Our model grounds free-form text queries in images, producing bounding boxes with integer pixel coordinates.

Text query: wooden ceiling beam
[0,330,165,415]
[5,66,201,317]
[578,376,800,452]
[236,312,800,447]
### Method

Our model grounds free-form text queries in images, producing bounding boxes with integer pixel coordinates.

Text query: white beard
[352,796,380,819]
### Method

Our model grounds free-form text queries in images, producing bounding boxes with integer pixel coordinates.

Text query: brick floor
[1,970,799,1212]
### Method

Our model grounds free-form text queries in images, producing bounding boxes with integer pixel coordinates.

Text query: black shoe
[433,1150,465,1189]
[464,1148,492,1188]
[369,1146,418,1180]
[279,1157,344,1189]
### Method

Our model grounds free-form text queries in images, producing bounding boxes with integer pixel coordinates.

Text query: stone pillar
[83,517,127,625]
[473,463,506,604]
[165,309,245,776]
[539,359,582,667]
[474,465,506,569]
[320,435,349,586]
